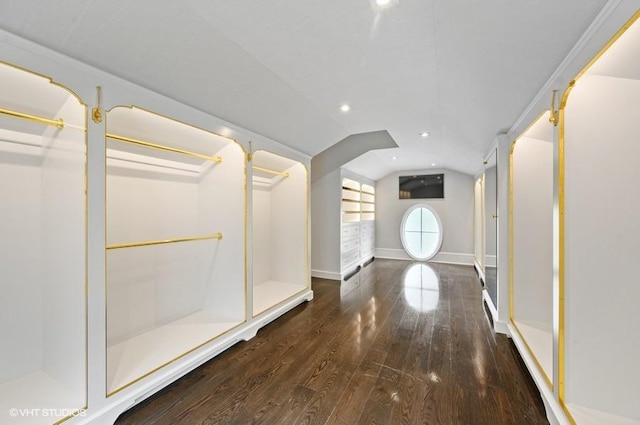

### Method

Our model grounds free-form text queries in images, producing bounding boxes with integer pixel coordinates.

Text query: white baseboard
[311,269,341,281]
[375,248,474,266]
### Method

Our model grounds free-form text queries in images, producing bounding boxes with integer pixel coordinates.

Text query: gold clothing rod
[107,233,223,250]
[253,166,289,177]
[0,107,65,129]
[107,133,222,163]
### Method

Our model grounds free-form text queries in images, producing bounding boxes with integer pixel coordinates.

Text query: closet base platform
[253,280,310,317]
[65,290,312,425]
[0,371,84,425]
[107,311,244,394]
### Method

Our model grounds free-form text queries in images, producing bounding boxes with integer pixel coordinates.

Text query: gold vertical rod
[0,107,64,129]
[252,166,289,177]
[106,233,223,250]
[106,133,222,163]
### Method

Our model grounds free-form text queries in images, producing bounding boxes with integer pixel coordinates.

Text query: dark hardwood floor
[115,259,548,425]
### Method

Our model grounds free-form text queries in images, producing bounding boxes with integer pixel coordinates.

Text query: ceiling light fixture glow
[392,156,398,160]
[370,0,399,10]
[340,104,351,113]
[431,163,436,166]
[420,131,430,138]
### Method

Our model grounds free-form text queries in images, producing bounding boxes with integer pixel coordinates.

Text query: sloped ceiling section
[0,0,609,179]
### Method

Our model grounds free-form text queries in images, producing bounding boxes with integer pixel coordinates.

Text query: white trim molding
[375,248,474,266]
[311,269,341,281]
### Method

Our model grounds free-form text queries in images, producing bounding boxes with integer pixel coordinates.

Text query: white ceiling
[0,0,609,179]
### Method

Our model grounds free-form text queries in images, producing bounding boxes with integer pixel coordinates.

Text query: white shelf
[107,310,242,393]
[253,280,306,316]
[567,403,640,425]
[513,320,553,383]
[0,371,83,424]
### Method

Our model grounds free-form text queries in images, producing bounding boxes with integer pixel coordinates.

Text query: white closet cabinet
[105,106,245,394]
[560,12,640,424]
[360,183,376,262]
[251,150,309,316]
[341,178,362,275]
[0,62,87,423]
[510,111,554,386]
[340,177,375,279]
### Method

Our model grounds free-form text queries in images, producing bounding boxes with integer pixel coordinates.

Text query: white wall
[376,168,474,265]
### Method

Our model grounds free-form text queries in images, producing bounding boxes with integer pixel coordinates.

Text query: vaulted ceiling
[0,0,609,179]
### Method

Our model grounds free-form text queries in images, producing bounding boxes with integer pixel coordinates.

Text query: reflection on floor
[116,259,549,425]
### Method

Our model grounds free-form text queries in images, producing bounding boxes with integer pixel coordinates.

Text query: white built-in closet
[105,106,245,394]
[341,177,375,279]
[508,10,640,424]
[560,11,640,424]
[251,150,308,316]
[0,62,87,423]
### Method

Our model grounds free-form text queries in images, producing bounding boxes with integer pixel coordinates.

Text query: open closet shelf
[105,106,246,394]
[251,150,308,317]
[0,61,87,424]
[510,110,554,390]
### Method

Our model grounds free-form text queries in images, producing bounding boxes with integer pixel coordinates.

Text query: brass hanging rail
[252,166,289,177]
[106,133,222,163]
[0,107,64,129]
[106,233,223,250]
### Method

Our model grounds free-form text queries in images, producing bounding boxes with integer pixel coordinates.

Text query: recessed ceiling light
[420,131,430,138]
[340,104,351,113]
[371,0,399,9]
[431,163,436,166]
[391,156,398,160]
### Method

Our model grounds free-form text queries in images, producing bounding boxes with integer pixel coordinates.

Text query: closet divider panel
[105,106,245,395]
[561,12,640,423]
[0,61,87,424]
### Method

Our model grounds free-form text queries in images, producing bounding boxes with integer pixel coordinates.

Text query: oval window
[400,204,443,261]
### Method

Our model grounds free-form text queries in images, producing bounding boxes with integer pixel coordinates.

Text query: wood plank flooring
[115,259,548,425]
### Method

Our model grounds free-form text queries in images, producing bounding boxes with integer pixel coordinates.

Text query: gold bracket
[247,140,253,162]
[549,90,559,126]
[92,86,103,123]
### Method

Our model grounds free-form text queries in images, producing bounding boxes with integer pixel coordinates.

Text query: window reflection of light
[403,263,439,312]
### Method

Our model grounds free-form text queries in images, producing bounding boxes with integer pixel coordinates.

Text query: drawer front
[342,237,360,252]
[342,223,360,238]
[342,248,360,268]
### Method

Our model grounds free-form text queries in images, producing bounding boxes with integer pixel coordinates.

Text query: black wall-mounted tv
[399,173,444,199]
